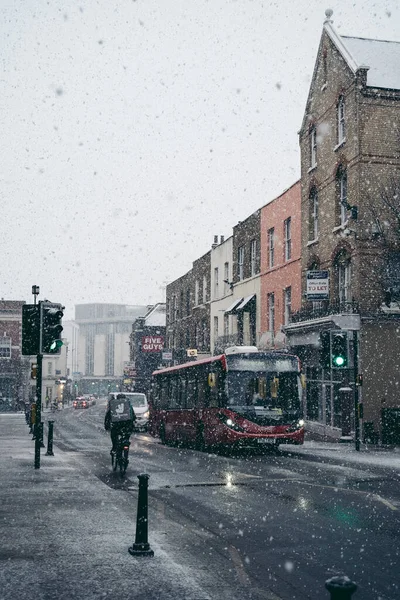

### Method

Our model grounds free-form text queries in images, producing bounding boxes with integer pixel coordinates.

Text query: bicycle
[111,433,131,476]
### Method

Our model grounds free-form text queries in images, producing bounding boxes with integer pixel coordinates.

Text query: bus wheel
[159,423,166,445]
[195,425,205,452]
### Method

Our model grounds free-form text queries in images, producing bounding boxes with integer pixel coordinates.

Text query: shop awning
[225,298,243,314]
[236,294,256,311]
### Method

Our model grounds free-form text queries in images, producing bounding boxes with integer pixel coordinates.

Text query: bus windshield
[225,369,302,424]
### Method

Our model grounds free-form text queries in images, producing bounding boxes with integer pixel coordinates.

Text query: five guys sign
[142,335,164,352]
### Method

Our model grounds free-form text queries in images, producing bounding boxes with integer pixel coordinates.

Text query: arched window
[310,126,317,168]
[334,250,352,308]
[337,95,346,144]
[309,187,318,241]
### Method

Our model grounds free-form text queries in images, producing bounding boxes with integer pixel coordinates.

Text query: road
[49,400,400,600]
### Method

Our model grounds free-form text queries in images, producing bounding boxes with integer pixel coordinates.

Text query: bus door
[180,372,197,442]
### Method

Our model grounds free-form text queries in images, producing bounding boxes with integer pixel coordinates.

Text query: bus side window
[186,375,196,409]
[160,378,169,410]
[197,370,206,408]
[178,375,187,409]
[209,372,219,408]
[170,377,178,409]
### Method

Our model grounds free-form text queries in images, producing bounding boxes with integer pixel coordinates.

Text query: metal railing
[290,300,359,324]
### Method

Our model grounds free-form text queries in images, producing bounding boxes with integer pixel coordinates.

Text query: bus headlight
[287,419,305,432]
[218,414,245,432]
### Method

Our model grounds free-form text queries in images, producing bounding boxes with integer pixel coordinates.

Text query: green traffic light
[50,339,64,352]
[333,355,345,367]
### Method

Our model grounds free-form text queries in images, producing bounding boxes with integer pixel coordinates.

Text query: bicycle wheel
[113,449,120,472]
[120,448,129,476]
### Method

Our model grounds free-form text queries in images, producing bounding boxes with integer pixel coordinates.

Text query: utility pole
[34,352,43,469]
[353,330,361,451]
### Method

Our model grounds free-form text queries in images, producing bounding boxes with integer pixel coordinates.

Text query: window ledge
[334,139,346,151]
[332,223,349,233]
[307,238,319,247]
[308,164,317,174]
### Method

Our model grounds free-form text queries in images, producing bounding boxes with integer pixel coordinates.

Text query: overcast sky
[1,1,399,319]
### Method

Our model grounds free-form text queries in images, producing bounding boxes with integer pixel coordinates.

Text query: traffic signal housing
[331,331,348,368]
[319,330,331,369]
[22,305,40,355]
[40,302,64,354]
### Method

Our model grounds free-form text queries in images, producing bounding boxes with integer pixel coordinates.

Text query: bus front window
[226,371,302,423]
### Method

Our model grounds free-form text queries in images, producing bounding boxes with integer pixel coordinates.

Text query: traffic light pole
[34,353,43,469]
[353,331,360,452]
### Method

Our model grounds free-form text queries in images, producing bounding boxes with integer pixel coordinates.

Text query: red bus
[149,346,305,451]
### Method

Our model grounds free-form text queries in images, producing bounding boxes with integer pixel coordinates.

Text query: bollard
[39,422,45,448]
[325,576,357,599]
[46,421,54,456]
[128,473,154,557]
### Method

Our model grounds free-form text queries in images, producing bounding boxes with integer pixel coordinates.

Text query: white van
[108,392,149,432]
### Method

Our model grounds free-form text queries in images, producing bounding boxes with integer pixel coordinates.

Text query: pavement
[1,411,399,600]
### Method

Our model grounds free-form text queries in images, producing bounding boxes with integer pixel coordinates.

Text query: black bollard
[46,421,54,456]
[128,473,154,557]
[39,422,45,448]
[326,576,357,599]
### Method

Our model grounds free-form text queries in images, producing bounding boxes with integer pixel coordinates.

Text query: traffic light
[31,363,37,379]
[331,331,348,368]
[319,330,331,369]
[40,302,64,354]
[22,304,40,355]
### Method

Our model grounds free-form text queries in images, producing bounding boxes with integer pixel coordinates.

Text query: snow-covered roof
[324,14,400,90]
[144,303,166,327]
[342,36,400,90]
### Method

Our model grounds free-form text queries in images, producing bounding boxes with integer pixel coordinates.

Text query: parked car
[73,397,90,409]
[107,392,149,431]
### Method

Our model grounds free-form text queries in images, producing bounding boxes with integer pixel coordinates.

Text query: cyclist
[104,393,136,454]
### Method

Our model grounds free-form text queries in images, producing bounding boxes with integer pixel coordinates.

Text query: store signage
[142,336,164,352]
[306,270,329,300]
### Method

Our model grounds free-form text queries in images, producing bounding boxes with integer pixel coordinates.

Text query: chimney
[220,235,224,244]
[212,235,218,249]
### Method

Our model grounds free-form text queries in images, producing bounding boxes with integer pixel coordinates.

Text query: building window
[223,313,229,337]
[284,287,292,325]
[338,261,351,305]
[214,267,219,299]
[213,316,218,343]
[238,246,244,280]
[337,166,348,226]
[310,126,317,168]
[203,275,208,303]
[338,95,345,144]
[194,280,199,305]
[47,361,53,375]
[267,293,275,332]
[309,188,319,241]
[284,218,291,261]
[250,239,257,276]
[268,228,275,268]
[173,296,177,322]
[0,336,11,358]
[186,289,191,315]
[335,251,352,306]
[224,262,229,294]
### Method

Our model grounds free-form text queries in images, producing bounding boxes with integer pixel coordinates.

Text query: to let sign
[142,336,164,352]
[306,270,329,300]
